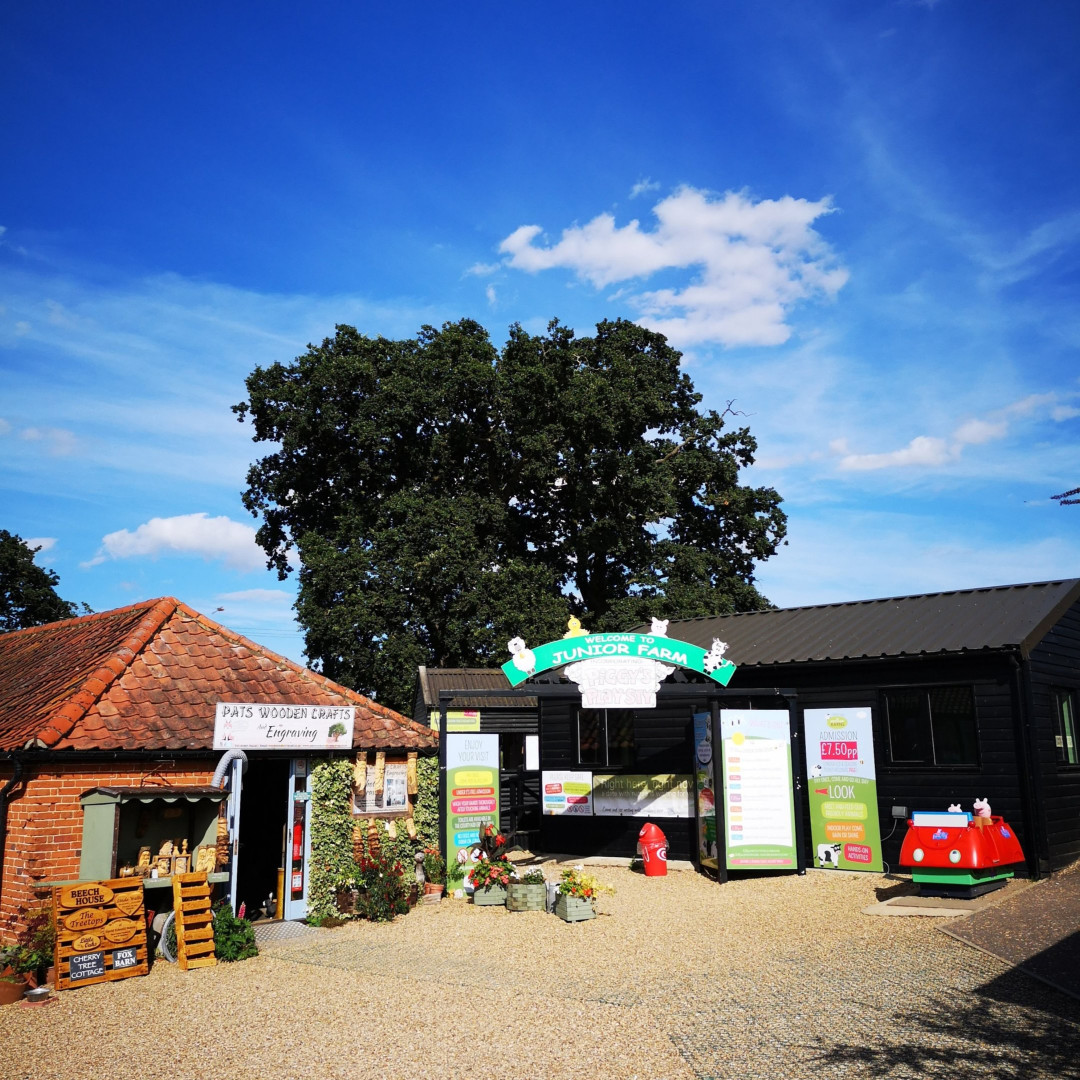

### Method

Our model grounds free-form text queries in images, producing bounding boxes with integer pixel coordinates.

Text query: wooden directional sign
[53,877,149,991]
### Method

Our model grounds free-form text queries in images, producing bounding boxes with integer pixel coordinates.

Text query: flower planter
[472,885,507,907]
[423,882,444,903]
[0,977,26,1007]
[506,882,547,912]
[555,894,596,923]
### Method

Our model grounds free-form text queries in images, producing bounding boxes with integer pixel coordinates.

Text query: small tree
[0,530,89,632]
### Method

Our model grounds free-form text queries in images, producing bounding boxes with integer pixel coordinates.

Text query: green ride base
[913,865,1015,899]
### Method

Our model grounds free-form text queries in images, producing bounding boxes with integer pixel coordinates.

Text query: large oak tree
[235,318,786,711]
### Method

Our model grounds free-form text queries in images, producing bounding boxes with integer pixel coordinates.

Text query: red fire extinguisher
[292,820,303,861]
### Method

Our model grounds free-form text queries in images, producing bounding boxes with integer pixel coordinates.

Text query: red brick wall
[0,760,216,942]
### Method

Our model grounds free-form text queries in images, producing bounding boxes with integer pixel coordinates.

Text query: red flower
[495,834,506,846]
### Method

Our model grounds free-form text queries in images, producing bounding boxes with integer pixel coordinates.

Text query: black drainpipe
[0,752,26,910]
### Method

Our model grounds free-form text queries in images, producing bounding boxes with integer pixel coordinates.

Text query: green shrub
[212,901,258,962]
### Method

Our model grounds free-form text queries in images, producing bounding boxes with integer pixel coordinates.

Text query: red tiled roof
[0,598,437,753]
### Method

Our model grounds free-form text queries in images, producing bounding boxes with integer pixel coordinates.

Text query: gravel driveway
[2,867,1078,1080]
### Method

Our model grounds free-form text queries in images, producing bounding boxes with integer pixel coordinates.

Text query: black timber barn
[662,578,1080,876]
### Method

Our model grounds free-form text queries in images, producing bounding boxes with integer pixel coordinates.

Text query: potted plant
[507,867,547,911]
[469,823,512,906]
[0,945,26,1007]
[10,906,55,990]
[422,848,446,899]
[555,866,613,923]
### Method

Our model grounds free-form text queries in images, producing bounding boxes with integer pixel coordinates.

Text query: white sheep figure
[702,639,729,674]
[650,617,669,637]
[507,636,536,676]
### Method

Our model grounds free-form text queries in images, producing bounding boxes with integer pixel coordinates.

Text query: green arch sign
[501,632,737,688]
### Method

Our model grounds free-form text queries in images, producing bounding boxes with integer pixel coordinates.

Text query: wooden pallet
[172,872,217,970]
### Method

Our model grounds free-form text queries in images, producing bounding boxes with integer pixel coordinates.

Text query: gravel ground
[2,867,1078,1080]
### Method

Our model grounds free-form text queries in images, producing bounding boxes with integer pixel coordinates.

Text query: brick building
[0,598,436,939]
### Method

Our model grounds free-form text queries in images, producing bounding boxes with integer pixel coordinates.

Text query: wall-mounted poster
[445,734,500,870]
[541,771,593,815]
[720,710,797,869]
[693,711,719,869]
[803,708,883,872]
[592,774,694,817]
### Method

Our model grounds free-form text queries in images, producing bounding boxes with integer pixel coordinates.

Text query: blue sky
[2,2,1078,668]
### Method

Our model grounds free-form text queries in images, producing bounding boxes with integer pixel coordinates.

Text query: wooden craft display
[171,871,217,971]
[52,877,149,991]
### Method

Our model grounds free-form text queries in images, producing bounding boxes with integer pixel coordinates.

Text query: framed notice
[720,710,797,869]
[53,877,149,991]
[804,708,883,872]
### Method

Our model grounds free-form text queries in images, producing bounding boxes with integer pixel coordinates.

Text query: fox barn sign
[502,619,737,708]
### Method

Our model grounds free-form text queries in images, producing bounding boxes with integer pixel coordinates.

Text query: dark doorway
[236,757,289,917]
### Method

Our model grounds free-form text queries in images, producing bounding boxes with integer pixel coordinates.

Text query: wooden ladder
[172,871,217,970]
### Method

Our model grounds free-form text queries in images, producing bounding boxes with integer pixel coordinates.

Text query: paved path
[943,860,1080,1001]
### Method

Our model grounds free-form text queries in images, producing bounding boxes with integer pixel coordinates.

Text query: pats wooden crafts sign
[52,877,149,991]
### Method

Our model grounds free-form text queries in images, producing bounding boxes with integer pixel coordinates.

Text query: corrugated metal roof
[418,668,532,709]
[652,579,1080,667]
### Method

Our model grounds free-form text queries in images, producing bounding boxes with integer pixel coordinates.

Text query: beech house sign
[502,618,737,709]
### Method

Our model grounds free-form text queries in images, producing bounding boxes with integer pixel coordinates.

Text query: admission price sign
[804,708,883,872]
[720,710,797,869]
[444,733,500,870]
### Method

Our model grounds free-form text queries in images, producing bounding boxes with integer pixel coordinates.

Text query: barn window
[576,709,635,768]
[1053,689,1078,766]
[883,686,978,766]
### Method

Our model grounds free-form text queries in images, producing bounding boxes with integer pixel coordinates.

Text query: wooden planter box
[472,885,507,907]
[506,882,547,911]
[555,894,596,922]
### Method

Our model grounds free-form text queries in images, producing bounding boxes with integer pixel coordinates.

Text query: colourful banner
[445,734,500,871]
[502,632,736,688]
[804,708,883,872]
[693,711,719,868]
[720,710,797,869]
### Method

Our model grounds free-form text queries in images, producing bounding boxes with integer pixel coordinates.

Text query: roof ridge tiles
[32,598,178,748]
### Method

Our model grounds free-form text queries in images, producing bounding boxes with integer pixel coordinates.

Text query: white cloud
[466,262,500,277]
[19,426,77,456]
[86,513,265,571]
[14,321,30,336]
[498,186,848,348]
[629,178,661,199]
[836,390,1078,472]
[22,536,57,553]
[485,284,497,306]
[0,418,10,435]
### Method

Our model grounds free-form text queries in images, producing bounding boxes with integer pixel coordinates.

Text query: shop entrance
[235,756,289,918]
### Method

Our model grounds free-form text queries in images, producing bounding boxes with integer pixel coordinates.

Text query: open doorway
[235,756,289,918]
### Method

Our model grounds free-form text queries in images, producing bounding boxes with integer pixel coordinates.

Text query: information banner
[693,711,719,868]
[804,708,883,872]
[720,710,797,869]
[593,774,694,817]
[541,770,593,815]
[445,734,500,871]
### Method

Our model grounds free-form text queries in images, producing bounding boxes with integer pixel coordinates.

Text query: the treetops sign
[502,621,737,696]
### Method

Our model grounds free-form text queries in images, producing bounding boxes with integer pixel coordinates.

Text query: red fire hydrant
[637,822,668,877]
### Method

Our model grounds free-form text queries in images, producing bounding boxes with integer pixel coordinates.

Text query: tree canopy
[0,530,89,632]
[234,318,786,712]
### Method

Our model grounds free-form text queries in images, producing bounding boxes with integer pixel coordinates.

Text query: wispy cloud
[629,178,661,199]
[498,186,848,348]
[836,391,1080,472]
[19,426,78,456]
[22,536,57,553]
[84,513,265,571]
